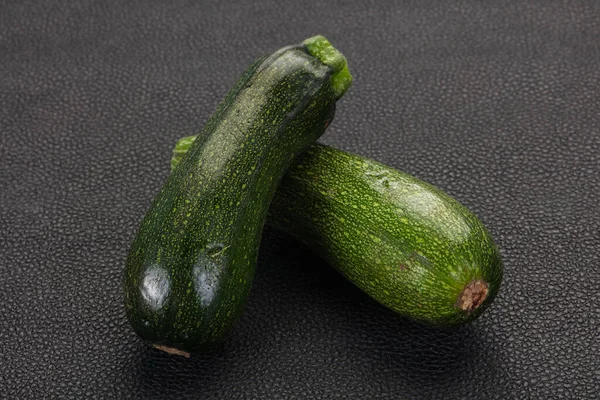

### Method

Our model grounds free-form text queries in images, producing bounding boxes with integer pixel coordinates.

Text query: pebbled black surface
[1,1,599,398]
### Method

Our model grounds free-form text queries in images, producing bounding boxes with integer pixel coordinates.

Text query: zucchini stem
[303,35,352,99]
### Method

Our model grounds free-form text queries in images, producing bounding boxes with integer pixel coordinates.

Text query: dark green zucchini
[172,141,503,326]
[124,36,352,356]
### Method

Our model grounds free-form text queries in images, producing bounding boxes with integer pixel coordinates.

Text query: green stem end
[171,135,196,171]
[303,35,352,99]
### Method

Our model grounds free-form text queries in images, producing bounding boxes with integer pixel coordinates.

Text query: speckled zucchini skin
[172,143,503,326]
[269,145,503,326]
[124,41,343,353]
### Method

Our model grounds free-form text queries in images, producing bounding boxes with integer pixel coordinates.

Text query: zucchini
[172,142,503,326]
[124,36,352,355]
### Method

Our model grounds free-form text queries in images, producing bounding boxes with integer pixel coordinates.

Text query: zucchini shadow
[134,227,506,398]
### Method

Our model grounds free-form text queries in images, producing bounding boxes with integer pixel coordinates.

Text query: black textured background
[1,1,599,399]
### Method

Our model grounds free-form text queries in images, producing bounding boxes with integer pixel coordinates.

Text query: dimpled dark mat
[1,1,598,399]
